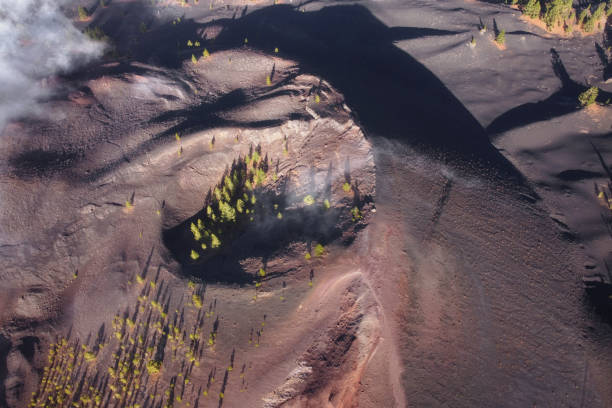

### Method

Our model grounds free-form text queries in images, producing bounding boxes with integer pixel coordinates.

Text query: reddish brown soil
[1,0,612,407]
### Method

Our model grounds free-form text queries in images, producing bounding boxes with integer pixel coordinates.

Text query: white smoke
[0,0,104,132]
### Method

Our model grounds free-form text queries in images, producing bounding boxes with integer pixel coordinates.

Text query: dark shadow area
[147,86,306,138]
[60,3,529,186]
[590,138,612,182]
[9,149,80,178]
[595,41,611,81]
[0,335,9,408]
[487,48,612,136]
[493,18,500,38]
[16,336,39,363]
[506,29,546,38]
[387,26,467,39]
[584,273,612,324]
[187,4,526,182]
[583,138,612,322]
[556,169,604,181]
[79,85,308,182]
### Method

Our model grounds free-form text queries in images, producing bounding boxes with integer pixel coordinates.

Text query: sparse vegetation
[77,6,89,21]
[577,8,589,26]
[31,270,228,406]
[578,86,599,106]
[351,206,362,221]
[495,29,506,45]
[83,351,96,362]
[147,359,162,375]
[190,249,200,260]
[84,26,109,42]
[303,195,315,205]
[192,294,203,308]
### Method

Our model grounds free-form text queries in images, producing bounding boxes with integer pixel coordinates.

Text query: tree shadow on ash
[60,3,531,186]
[9,149,80,179]
[81,88,308,182]
[487,48,612,136]
[584,265,612,324]
[583,137,612,322]
[0,335,9,408]
[595,41,612,82]
[147,84,310,140]
[118,3,525,184]
[222,6,523,181]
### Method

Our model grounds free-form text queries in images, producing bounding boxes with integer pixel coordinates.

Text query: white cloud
[0,0,104,131]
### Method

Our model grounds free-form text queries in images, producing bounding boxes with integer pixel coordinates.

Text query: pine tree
[523,0,541,19]
[583,15,595,32]
[578,9,589,26]
[496,29,506,45]
[210,234,221,248]
[593,2,606,19]
[543,0,573,30]
[78,6,89,21]
[192,54,198,64]
[578,86,599,106]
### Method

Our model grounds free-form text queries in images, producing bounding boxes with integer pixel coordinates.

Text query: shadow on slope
[487,48,612,136]
[176,4,526,182]
[0,335,9,408]
[65,3,529,186]
[595,41,612,82]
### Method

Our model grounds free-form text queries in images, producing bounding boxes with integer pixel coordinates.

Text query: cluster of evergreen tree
[187,145,271,261]
[519,0,611,33]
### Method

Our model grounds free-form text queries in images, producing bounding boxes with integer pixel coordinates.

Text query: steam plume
[0,0,104,131]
